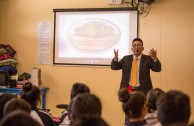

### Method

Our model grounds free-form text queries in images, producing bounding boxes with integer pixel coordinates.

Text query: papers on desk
[31,68,41,87]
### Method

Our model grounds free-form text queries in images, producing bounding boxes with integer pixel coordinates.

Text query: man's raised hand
[114,49,119,61]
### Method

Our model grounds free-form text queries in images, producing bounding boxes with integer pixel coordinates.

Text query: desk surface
[0,86,49,94]
[0,87,21,94]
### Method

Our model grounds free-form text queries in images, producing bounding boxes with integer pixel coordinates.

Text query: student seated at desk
[73,115,109,126]
[59,82,90,126]
[20,82,55,126]
[68,93,102,126]
[0,93,17,121]
[118,88,148,126]
[0,110,42,126]
[3,99,31,116]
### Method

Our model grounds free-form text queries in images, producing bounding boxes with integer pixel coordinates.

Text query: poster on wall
[37,22,51,64]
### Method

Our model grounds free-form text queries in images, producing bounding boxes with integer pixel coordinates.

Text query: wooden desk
[0,87,49,109]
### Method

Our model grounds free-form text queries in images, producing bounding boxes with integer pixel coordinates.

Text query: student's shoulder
[37,109,53,119]
[36,110,56,125]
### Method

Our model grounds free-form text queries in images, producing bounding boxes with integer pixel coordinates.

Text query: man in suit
[111,38,161,95]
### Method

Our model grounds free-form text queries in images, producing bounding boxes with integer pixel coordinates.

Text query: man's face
[131,40,144,57]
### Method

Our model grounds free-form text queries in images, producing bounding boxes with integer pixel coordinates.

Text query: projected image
[54,8,138,66]
[67,19,121,51]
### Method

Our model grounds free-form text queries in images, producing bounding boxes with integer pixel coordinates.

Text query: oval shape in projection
[67,19,121,51]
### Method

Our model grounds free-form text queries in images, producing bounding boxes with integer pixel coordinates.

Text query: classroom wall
[0,0,194,125]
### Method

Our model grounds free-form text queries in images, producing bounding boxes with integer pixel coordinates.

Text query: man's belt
[127,85,141,93]
[131,86,140,90]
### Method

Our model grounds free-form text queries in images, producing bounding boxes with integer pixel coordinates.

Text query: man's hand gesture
[114,49,119,61]
[149,48,157,60]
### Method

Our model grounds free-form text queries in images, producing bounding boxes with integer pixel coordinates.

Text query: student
[68,93,102,125]
[73,115,109,126]
[3,99,31,116]
[145,88,165,125]
[0,93,17,120]
[70,82,90,99]
[118,88,147,126]
[20,82,55,126]
[111,38,161,95]
[156,90,191,126]
[0,110,42,126]
[59,82,90,126]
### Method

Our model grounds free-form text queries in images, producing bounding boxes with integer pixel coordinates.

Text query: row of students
[59,83,193,126]
[119,87,192,126]
[0,82,109,126]
[58,82,110,126]
[0,82,193,126]
[20,83,55,126]
[0,83,56,126]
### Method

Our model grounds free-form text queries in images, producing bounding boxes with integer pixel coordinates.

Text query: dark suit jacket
[111,54,161,95]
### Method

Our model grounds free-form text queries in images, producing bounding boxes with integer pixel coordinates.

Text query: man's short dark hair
[132,38,143,45]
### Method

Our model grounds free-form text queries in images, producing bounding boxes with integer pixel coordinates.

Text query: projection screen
[53,8,138,66]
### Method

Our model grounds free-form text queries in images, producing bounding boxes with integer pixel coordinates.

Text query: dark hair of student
[3,99,31,116]
[68,93,102,121]
[0,110,42,126]
[73,115,109,126]
[20,82,41,109]
[118,88,146,119]
[146,88,165,112]
[157,90,191,126]
[132,38,143,45]
[0,93,17,120]
[71,82,90,99]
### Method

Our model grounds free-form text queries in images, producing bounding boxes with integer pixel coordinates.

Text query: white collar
[133,54,142,60]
